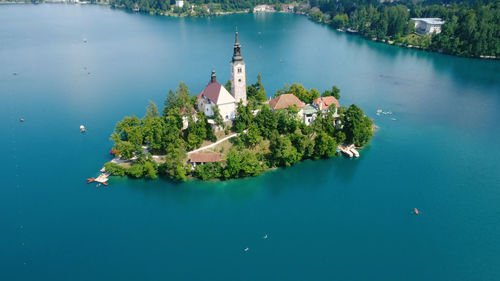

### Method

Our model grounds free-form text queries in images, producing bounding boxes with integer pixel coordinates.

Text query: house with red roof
[312,96,340,116]
[268,94,305,110]
[188,153,221,168]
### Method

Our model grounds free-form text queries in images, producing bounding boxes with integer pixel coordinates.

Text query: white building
[253,5,275,13]
[231,28,247,106]
[410,18,445,35]
[197,70,236,122]
[175,0,184,8]
[197,29,247,122]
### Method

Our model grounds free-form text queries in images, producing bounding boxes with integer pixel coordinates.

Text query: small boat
[87,177,95,183]
[263,234,268,239]
[83,38,87,43]
[244,247,249,252]
[80,125,86,133]
[19,118,24,122]
[413,208,419,215]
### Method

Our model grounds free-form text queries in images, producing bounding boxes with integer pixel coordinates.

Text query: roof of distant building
[313,96,340,110]
[269,94,305,110]
[189,153,221,163]
[303,104,317,115]
[410,18,445,25]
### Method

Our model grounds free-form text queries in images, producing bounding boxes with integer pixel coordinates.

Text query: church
[197,29,247,122]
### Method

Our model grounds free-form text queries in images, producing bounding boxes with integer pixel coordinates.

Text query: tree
[233,101,252,133]
[342,104,373,147]
[224,80,232,93]
[254,106,278,139]
[145,100,159,119]
[212,105,225,130]
[313,132,337,159]
[245,122,262,148]
[163,82,192,116]
[269,133,301,167]
[194,162,222,180]
[322,86,340,99]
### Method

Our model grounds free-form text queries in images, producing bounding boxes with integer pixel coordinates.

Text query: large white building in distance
[197,30,247,122]
[410,18,445,35]
[175,0,184,8]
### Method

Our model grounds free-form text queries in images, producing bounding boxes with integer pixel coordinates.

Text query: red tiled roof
[313,96,340,109]
[189,153,221,163]
[197,82,223,104]
[269,94,305,110]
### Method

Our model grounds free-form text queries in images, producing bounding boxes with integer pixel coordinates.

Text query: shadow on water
[114,153,364,204]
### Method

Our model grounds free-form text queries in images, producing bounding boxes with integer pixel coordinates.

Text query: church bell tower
[231,27,247,106]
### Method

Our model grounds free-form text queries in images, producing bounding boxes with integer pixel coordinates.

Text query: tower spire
[210,69,216,83]
[232,27,243,63]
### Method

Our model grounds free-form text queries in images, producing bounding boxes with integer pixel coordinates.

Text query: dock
[338,144,360,158]
[87,171,110,186]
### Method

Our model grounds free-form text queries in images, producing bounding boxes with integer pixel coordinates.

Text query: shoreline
[2,2,496,60]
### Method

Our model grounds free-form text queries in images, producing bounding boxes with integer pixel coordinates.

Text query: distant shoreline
[2,2,497,60]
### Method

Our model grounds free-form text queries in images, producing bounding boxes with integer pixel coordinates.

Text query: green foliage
[313,132,337,159]
[244,122,263,148]
[254,106,278,139]
[223,149,263,179]
[342,104,373,147]
[158,139,187,182]
[109,80,372,182]
[269,133,301,167]
[104,162,127,177]
[312,0,500,58]
[194,162,222,180]
[247,73,267,103]
[233,101,253,133]
[224,80,232,93]
[332,14,349,29]
[127,163,144,178]
[145,100,159,119]
[143,161,158,179]
[163,82,192,116]
[321,86,341,99]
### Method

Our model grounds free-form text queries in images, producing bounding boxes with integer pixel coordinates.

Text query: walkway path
[187,132,240,155]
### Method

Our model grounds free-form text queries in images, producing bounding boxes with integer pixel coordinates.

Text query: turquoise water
[1,4,500,281]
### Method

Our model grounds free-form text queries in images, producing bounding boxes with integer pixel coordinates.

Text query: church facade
[197,30,247,122]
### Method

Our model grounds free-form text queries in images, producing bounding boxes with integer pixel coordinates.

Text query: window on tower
[238,68,242,73]
[238,79,241,82]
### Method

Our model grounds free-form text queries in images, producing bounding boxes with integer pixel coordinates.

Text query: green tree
[313,132,337,159]
[342,104,373,147]
[145,100,159,119]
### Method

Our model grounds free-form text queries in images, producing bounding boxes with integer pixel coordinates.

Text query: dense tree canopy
[108,78,373,182]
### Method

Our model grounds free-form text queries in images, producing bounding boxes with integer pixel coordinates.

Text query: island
[102,30,373,182]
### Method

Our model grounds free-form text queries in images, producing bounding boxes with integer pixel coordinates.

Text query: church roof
[313,96,340,109]
[269,94,305,110]
[198,82,223,104]
[197,81,234,105]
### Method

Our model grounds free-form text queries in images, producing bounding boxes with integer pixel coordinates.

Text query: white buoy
[244,247,249,252]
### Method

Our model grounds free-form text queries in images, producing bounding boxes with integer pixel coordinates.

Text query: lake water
[1,4,500,281]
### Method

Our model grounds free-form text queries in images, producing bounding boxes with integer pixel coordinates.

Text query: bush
[104,162,127,177]
[127,163,144,178]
